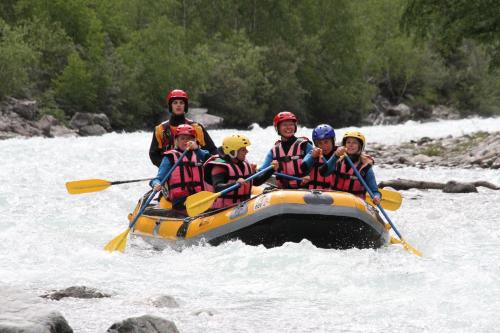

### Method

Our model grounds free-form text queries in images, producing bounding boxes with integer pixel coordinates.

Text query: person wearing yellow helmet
[323,130,381,204]
[204,134,277,209]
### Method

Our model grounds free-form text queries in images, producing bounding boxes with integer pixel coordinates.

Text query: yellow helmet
[342,131,366,151]
[222,134,251,155]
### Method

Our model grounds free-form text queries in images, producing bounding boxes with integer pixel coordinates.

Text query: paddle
[104,149,189,252]
[275,172,402,211]
[186,165,274,217]
[344,155,422,257]
[66,178,151,194]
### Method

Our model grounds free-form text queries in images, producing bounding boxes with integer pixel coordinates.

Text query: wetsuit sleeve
[211,169,235,192]
[303,142,313,155]
[319,155,338,176]
[149,132,163,167]
[150,156,173,188]
[301,151,315,174]
[258,149,274,170]
[252,167,275,186]
[364,168,381,199]
[194,148,211,162]
[200,125,217,155]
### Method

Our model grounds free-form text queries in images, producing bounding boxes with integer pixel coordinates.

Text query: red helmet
[175,124,196,138]
[166,89,189,112]
[273,111,297,134]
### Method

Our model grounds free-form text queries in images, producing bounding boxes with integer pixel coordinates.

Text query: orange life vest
[154,119,205,152]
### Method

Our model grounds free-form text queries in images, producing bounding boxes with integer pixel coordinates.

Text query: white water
[1,117,500,332]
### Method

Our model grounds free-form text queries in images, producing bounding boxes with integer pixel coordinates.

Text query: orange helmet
[175,124,196,138]
[273,111,297,134]
[166,89,188,113]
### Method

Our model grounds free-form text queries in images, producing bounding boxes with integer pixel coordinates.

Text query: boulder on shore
[0,286,73,333]
[106,315,179,333]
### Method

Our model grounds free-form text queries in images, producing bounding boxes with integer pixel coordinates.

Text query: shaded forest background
[1,0,499,129]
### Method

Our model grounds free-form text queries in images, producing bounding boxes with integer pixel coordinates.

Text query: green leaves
[0,0,498,129]
[0,19,36,99]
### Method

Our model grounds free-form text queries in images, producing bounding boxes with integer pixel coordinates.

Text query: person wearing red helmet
[258,111,314,189]
[149,89,217,167]
[150,124,211,214]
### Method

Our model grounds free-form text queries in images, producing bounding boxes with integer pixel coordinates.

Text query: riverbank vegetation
[1,0,498,129]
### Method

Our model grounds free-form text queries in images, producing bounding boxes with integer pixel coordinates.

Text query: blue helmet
[312,124,335,142]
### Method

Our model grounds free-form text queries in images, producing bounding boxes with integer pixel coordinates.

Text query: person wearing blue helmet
[301,124,338,189]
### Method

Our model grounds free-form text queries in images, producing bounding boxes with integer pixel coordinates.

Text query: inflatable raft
[128,186,390,251]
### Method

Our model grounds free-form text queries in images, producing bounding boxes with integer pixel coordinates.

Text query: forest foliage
[0,0,499,129]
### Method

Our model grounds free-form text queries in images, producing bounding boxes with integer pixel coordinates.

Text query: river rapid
[1,118,500,332]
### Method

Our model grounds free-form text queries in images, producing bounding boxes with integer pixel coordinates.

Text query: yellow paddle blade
[366,188,402,211]
[104,229,130,252]
[185,191,220,217]
[390,236,422,257]
[66,179,111,194]
[401,239,422,257]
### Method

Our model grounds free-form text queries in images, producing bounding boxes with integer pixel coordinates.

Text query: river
[1,117,499,332]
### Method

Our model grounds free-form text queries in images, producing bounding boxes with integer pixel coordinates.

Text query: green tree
[200,33,272,127]
[53,52,97,115]
[0,19,36,99]
[402,0,500,67]
[298,0,372,126]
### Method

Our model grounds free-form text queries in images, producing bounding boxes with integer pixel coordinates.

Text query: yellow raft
[128,186,390,250]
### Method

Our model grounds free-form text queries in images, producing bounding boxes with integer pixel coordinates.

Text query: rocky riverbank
[0,285,180,333]
[0,98,223,140]
[366,131,500,169]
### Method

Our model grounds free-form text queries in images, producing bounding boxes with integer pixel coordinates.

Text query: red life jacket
[308,156,335,190]
[272,137,310,189]
[164,149,205,202]
[332,157,371,199]
[205,156,253,209]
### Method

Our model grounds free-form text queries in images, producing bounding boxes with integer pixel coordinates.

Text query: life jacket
[272,137,310,189]
[204,156,253,209]
[154,119,205,152]
[308,155,336,191]
[332,156,371,199]
[164,149,205,202]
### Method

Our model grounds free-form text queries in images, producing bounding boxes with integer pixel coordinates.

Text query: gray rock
[0,311,73,333]
[189,108,223,129]
[150,295,179,308]
[10,121,43,137]
[41,286,111,301]
[70,112,111,131]
[431,105,460,120]
[106,315,179,333]
[35,115,60,136]
[386,103,411,119]
[411,154,434,164]
[79,124,107,136]
[50,125,78,138]
[9,97,39,120]
[0,286,73,333]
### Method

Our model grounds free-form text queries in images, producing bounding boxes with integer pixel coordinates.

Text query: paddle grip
[111,178,152,185]
[275,172,302,182]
